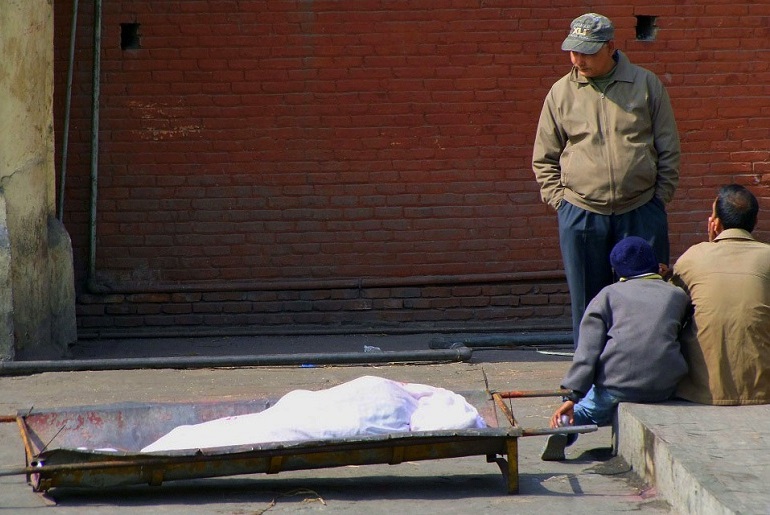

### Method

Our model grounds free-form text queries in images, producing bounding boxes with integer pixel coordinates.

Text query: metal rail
[0,347,472,376]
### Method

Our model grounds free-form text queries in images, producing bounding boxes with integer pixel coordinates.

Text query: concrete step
[618,401,770,515]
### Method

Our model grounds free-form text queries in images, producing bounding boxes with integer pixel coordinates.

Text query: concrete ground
[0,333,767,514]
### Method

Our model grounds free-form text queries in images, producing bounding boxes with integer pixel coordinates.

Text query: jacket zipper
[601,91,616,212]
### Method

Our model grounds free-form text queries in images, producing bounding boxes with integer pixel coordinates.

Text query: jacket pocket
[619,147,657,197]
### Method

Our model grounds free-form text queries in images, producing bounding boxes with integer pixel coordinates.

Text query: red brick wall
[53,1,770,336]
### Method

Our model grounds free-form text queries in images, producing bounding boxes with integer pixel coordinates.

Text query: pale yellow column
[0,0,77,359]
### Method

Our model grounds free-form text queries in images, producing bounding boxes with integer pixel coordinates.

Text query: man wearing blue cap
[532,13,681,349]
[541,236,690,461]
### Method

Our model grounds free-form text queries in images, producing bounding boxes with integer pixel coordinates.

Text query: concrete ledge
[617,401,770,515]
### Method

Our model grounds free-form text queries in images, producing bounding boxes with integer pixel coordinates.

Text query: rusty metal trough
[3,387,596,495]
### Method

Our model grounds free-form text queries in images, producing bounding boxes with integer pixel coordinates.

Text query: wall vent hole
[121,23,141,50]
[635,16,657,41]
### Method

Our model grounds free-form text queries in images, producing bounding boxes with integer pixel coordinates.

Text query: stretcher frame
[1,386,595,495]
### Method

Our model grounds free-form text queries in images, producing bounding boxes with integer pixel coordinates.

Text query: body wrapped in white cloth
[141,376,486,453]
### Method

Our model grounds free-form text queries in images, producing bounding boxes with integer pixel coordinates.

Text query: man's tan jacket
[672,229,770,405]
[532,51,680,215]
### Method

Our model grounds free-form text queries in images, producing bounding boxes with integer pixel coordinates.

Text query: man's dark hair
[715,184,759,232]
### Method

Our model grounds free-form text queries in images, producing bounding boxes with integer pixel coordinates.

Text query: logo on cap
[572,27,590,37]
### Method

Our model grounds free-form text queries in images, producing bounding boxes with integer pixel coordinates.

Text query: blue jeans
[567,385,620,446]
[573,385,621,426]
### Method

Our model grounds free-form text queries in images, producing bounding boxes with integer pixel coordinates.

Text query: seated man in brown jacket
[671,184,770,405]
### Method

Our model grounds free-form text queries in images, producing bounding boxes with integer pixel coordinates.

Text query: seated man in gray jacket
[542,236,690,461]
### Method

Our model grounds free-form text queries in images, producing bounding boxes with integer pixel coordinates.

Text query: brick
[126,293,172,303]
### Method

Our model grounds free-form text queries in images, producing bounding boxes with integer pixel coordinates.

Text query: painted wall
[0,0,77,359]
[52,1,770,337]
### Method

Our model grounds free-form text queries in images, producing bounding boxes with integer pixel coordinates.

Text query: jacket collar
[714,228,756,242]
[570,50,634,85]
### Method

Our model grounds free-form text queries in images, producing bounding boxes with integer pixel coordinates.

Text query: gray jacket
[562,277,690,402]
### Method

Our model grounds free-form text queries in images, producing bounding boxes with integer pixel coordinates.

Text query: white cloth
[141,376,486,453]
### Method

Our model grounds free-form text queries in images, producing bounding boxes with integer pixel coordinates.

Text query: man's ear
[708,215,723,242]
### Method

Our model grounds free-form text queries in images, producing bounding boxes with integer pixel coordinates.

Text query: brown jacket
[671,229,770,405]
[532,51,680,215]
